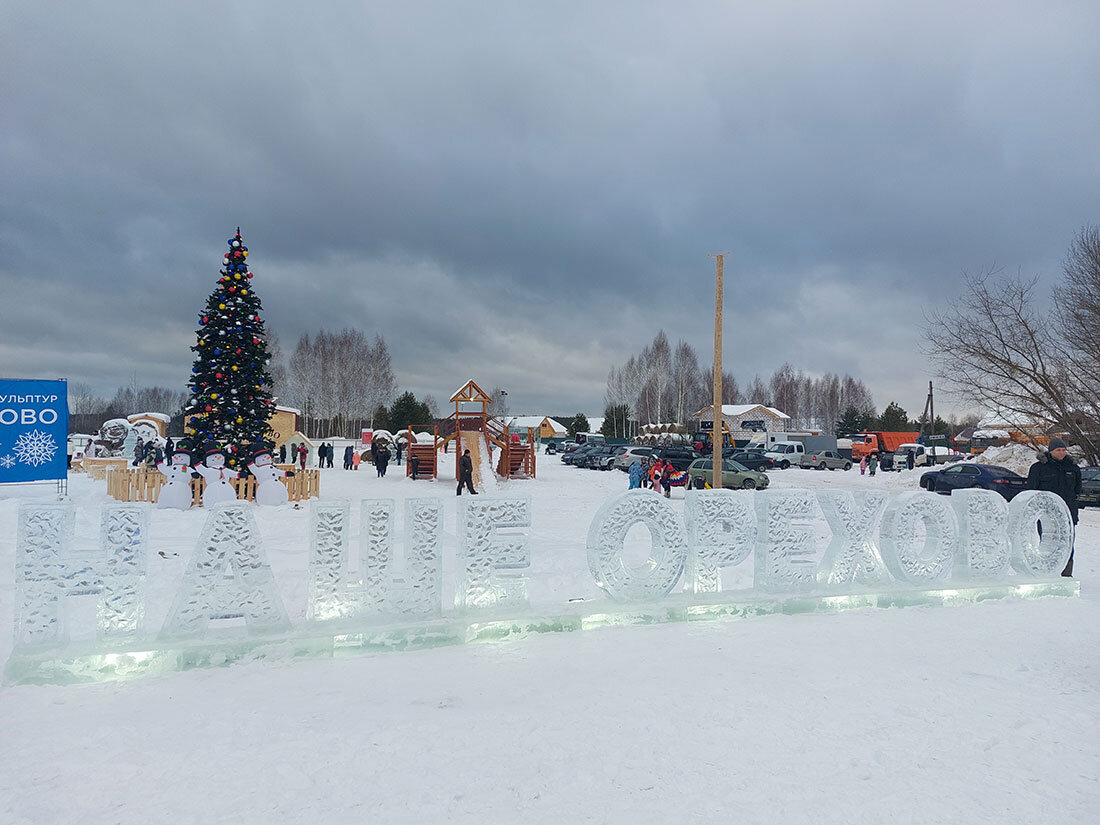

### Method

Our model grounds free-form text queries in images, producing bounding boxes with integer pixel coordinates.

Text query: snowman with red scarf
[194,447,239,506]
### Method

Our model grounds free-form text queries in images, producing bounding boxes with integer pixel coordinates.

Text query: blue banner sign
[0,379,68,483]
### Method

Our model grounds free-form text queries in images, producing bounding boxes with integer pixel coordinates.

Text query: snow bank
[976,443,1040,476]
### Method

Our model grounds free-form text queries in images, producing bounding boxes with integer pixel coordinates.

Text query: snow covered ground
[0,454,1096,824]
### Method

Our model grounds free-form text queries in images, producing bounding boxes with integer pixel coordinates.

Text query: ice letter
[950,489,1010,581]
[683,489,755,594]
[754,490,817,592]
[160,502,289,637]
[307,498,443,621]
[815,490,889,587]
[587,490,685,602]
[15,503,148,648]
[879,492,959,583]
[1007,490,1073,577]
[456,497,531,610]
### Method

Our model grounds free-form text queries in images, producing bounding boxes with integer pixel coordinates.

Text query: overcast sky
[3,1,1098,420]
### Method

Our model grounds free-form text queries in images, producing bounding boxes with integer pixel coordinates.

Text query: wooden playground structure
[405,379,536,482]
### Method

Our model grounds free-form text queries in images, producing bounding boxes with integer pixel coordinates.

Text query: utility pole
[713,254,724,490]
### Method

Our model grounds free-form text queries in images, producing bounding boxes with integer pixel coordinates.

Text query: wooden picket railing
[105,466,319,504]
[84,458,129,480]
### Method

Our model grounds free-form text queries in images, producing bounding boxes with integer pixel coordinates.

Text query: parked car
[721,448,774,471]
[613,446,653,471]
[799,450,852,471]
[919,463,1027,500]
[686,458,770,490]
[562,444,599,466]
[650,446,703,472]
[580,444,621,470]
[764,441,805,469]
[544,441,560,455]
[1078,467,1100,507]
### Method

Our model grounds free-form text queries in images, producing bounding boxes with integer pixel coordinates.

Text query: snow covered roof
[275,405,301,415]
[507,416,548,429]
[692,404,791,420]
[128,412,170,423]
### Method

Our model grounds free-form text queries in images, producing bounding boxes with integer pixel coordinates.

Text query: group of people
[628,455,674,497]
[315,443,337,468]
[859,453,880,476]
[133,436,166,469]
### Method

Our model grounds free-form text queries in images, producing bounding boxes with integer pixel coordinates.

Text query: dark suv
[581,444,621,470]
[649,446,702,472]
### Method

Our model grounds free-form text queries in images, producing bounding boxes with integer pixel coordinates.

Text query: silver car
[613,446,653,471]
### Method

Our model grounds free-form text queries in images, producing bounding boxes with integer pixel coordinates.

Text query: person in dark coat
[165,437,174,458]
[279,443,287,464]
[326,444,334,468]
[906,449,915,470]
[317,443,326,468]
[1026,437,1082,576]
[457,448,477,495]
[133,437,145,466]
[395,441,402,465]
[410,453,420,480]
[344,445,354,470]
[376,445,391,477]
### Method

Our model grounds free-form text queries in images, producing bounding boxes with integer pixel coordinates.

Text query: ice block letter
[950,489,1010,581]
[683,489,755,594]
[307,498,443,621]
[456,497,531,610]
[160,502,289,637]
[879,492,959,583]
[815,490,889,587]
[754,490,818,592]
[587,490,686,602]
[1007,490,1073,577]
[15,502,148,648]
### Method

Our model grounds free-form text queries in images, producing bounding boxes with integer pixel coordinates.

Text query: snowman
[156,449,195,510]
[248,448,293,506]
[195,447,239,506]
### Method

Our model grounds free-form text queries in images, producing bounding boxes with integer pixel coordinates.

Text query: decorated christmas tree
[182,228,275,468]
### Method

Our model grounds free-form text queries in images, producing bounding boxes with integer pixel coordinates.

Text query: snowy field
[0,453,1097,824]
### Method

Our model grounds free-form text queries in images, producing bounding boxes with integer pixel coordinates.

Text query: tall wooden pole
[713,254,724,490]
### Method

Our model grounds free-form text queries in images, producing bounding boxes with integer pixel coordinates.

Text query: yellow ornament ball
[236,416,243,423]
[242,251,248,257]
[231,365,238,371]
[241,290,248,295]
[219,303,226,310]
[210,393,219,399]
[234,273,241,280]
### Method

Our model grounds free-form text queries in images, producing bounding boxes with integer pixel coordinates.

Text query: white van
[764,441,805,469]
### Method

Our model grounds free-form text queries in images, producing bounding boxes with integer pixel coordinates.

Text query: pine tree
[182,228,275,468]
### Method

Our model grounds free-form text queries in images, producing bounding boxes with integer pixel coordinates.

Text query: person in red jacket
[297,444,308,470]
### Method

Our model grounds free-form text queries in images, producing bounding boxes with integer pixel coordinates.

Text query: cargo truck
[849,432,919,462]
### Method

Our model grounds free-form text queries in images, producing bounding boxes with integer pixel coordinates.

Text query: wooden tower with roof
[422,379,535,483]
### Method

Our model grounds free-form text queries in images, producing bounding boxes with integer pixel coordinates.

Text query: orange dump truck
[850,432,919,461]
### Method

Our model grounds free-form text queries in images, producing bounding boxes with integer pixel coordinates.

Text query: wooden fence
[106,466,319,505]
[84,458,129,480]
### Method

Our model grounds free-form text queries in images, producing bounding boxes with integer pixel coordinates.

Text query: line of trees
[285,329,396,438]
[603,331,879,436]
[925,225,1100,463]
[68,381,188,435]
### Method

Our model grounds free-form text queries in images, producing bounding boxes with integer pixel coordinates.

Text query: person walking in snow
[1026,437,1081,576]
[376,445,391,478]
[457,448,478,495]
[868,453,878,476]
[859,455,867,475]
[628,457,644,489]
[395,440,402,465]
[297,444,308,470]
[343,444,353,470]
[906,449,915,471]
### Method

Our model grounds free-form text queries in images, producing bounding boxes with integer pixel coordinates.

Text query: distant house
[690,403,792,442]
[506,415,568,440]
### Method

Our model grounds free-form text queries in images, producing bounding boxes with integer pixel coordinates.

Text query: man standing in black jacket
[457,449,478,495]
[1026,437,1082,576]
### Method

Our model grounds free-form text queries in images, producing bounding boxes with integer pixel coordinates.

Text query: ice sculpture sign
[5,488,1078,685]
[0,379,68,483]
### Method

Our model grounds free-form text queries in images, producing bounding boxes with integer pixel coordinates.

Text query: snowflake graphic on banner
[0,454,15,469]
[13,430,58,467]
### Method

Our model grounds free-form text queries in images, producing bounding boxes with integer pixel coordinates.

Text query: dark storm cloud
[2,1,1098,416]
